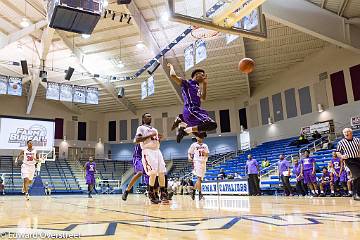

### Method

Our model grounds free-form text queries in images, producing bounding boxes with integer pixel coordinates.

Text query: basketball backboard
[168,0,267,41]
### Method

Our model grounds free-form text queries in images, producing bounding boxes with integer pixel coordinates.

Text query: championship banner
[141,81,147,100]
[240,131,250,151]
[73,86,86,103]
[0,117,55,149]
[147,75,155,97]
[195,39,207,64]
[46,82,60,100]
[351,116,360,129]
[60,84,73,102]
[0,75,7,95]
[201,180,249,195]
[7,77,22,96]
[86,87,99,104]
[184,44,194,71]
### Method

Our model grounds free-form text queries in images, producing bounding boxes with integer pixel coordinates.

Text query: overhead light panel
[81,34,91,39]
[20,17,30,28]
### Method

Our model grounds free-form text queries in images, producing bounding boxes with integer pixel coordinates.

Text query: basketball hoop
[191,26,220,40]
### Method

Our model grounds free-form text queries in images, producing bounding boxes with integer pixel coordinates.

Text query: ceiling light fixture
[136,41,145,49]
[161,12,169,22]
[20,17,30,28]
[103,0,109,8]
[81,34,91,39]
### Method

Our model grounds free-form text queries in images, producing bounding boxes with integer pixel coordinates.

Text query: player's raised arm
[167,63,182,86]
[201,74,208,101]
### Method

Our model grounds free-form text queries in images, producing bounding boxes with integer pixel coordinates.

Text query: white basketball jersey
[135,125,160,150]
[23,148,37,166]
[188,142,209,163]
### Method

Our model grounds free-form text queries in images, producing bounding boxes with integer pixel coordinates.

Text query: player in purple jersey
[329,151,347,196]
[122,144,144,201]
[84,157,96,198]
[292,159,307,196]
[300,150,319,196]
[167,63,217,143]
[319,167,332,197]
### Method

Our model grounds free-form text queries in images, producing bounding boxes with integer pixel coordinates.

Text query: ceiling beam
[338,0,350,17]
[126,1,183,104]
[262,0,360,54]
[321,0,327,8]
[0,19,47,49]
[57,31,137,115]
[26,26,56,114]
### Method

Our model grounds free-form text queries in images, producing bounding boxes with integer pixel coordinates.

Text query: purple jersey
[300,157,315,171]
[181,79,201,108]
[292,163,303,180]
[132,144,144,173]
[246,159,259,174]
[85,162,96,176]
[322,171,331,182]
[331,158,341,173]
[278,159,290,175]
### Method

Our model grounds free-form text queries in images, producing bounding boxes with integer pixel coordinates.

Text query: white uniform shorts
[21,164,36,180]
[192,161,206,179]
[142,149,166,175]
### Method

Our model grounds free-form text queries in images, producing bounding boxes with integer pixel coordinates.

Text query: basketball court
[0,195,360,239]
[0,0,360,239]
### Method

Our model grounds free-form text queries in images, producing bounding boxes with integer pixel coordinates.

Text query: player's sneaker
[122,190,129,201]
[171,115,183,131]
[330,193,335,197]
[149,192,160,204]
[160,192,170,204]
[199,192,204,200]
[25,193,30,201]
[167,191,174,200]
[191,190,195,200]
[88,194,92,198]
[319,193,325,197]
[176,127,188,143]
[345,192,353,197]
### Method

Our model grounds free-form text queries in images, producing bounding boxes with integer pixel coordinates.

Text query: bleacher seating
[79,159,132,181]
[0,156,82,194]
[203,137,303,180]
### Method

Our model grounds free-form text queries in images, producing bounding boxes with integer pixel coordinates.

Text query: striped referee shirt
[336,137,360,158]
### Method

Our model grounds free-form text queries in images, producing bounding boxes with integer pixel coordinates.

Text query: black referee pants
[346,158,360,195]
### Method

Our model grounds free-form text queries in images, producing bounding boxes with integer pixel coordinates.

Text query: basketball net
[191,26,220,40]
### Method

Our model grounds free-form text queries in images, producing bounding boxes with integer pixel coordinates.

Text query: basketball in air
[13,84,18,89]
[239,58,255,74]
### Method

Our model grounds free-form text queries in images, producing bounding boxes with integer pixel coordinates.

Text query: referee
[336,128,360,201]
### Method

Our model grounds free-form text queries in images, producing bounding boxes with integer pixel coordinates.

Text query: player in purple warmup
[167,63,217,143]
[300,150,319,196]
[319,167,332,197]
[84,157,96,198]
[329,151,347,196]
[122,144,143,201]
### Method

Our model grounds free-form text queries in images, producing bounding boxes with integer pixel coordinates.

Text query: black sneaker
[176,127,188,143]
[319,193,325,197]
[167,191,174,200]
[330,193,335,197]
[199,192,204,200]
[160,192,170,204]
[346,193,353,197]
[149,192,160,204]
[88,194,92,198]
[191,190,195,200]
[313,193,319,197]
[122,190,129,201]
[171,115,183,131]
